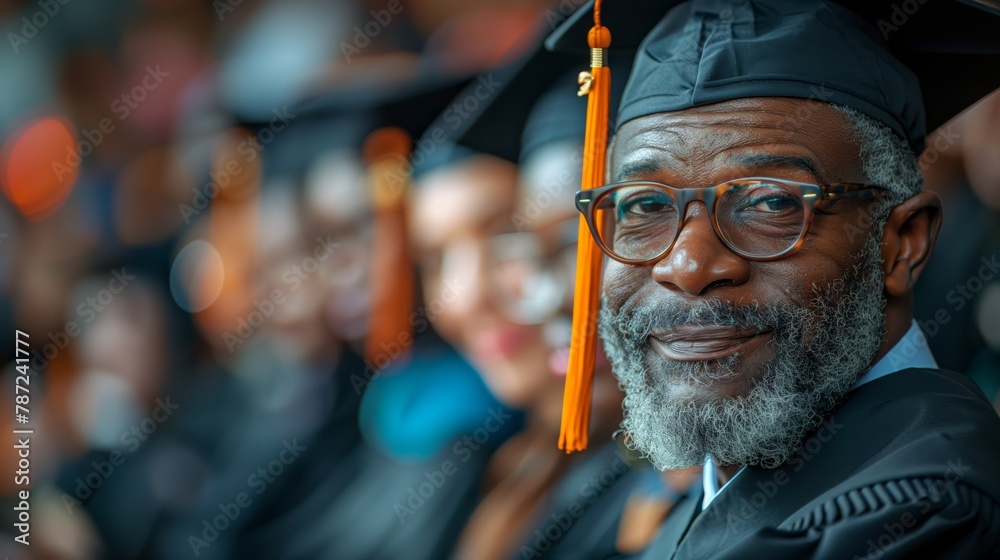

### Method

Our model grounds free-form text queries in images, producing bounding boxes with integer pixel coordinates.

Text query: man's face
[599,98,889,470]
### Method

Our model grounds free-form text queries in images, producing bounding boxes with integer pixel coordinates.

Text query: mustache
[611,297,807,340]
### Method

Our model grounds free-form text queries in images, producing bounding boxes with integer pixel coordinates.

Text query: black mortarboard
[519,70,588,161]
[449,47,581,162]
[547,0,1000,154]
[452,42,637,163]
[292,68,474,144]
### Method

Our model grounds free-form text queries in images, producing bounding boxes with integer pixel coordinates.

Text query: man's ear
[881,191,943,297]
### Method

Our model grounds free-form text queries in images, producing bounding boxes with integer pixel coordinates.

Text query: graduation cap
[547,0,1000,152]
[449,49,582,162]
[549,0,1000,452]
[451,32,640,163]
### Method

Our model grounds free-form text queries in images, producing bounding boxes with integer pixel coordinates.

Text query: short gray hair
[833,104,923,225]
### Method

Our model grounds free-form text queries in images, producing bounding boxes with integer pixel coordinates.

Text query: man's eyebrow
[612,161,663,183]
[730,153,820,178]
[611,154,821,184]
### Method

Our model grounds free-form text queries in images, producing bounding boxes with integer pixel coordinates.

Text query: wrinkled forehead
[610,98,864,185]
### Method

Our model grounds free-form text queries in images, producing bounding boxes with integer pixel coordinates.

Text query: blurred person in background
[410,144,569,560]
[31,264,196,559]
[505,73,703,557]
[165,2,549,555]
[158,135,372,559]
[286,139,517,559]
[407,63,651,557]
[914,89,1000,403]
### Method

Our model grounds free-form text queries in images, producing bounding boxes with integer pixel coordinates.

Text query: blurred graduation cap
[450,32,639,163]
[308,71,481,369]
[226,8,553,369]
[546,0,1000,452]
[448,49,582,162]
[228,66,481,369]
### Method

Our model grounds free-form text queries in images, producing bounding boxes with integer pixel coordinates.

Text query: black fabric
[454,48,630,164]
[144,346,366,560]
[640,368,1000,559]
[224,348,367,559]
[508,441,646,560]
[452,45,581,163]
[519,69,588,163]
[619,0,925,150]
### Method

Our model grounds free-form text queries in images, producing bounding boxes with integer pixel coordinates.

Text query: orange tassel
[363,127,415,372]
[559,1,611,453]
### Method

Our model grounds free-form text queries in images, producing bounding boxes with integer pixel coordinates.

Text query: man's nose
[651,202,751,296]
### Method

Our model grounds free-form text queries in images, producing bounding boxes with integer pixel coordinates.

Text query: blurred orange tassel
[363,127,415,373]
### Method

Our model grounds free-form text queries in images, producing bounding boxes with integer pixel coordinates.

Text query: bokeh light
[0,115,79,222]
[170,239,225,313]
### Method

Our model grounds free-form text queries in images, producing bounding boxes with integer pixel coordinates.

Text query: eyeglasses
[575,177,890,264]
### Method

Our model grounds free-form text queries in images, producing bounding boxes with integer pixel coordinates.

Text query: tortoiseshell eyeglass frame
[574,177,891,265]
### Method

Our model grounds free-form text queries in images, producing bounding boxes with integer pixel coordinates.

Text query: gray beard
[598,233,887,470]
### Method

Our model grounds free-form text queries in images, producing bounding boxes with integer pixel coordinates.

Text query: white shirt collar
[701,319,938,510]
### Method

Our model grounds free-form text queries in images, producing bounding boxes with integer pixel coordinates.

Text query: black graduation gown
[511,441,645,560]
[640,368,1000,559]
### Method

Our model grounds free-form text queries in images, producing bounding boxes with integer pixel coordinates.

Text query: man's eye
[618,192,674,218]
[749,195,800,212]
[737,189,802,214]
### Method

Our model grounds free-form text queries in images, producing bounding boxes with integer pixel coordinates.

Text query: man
[550,0,1000,557]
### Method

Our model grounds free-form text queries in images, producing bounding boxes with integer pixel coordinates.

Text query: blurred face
[411,155,556,408]
[598,98,891,470]
[78,281,167,399]
[516,141,621,418]
[961,91,1000,208]
[256,187,331,362]
[305,150,372,343]
[73,281,166,448]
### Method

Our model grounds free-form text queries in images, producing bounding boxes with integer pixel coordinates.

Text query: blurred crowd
[0,0,996,558]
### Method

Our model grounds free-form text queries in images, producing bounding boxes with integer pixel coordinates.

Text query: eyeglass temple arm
[823,184,890,200]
